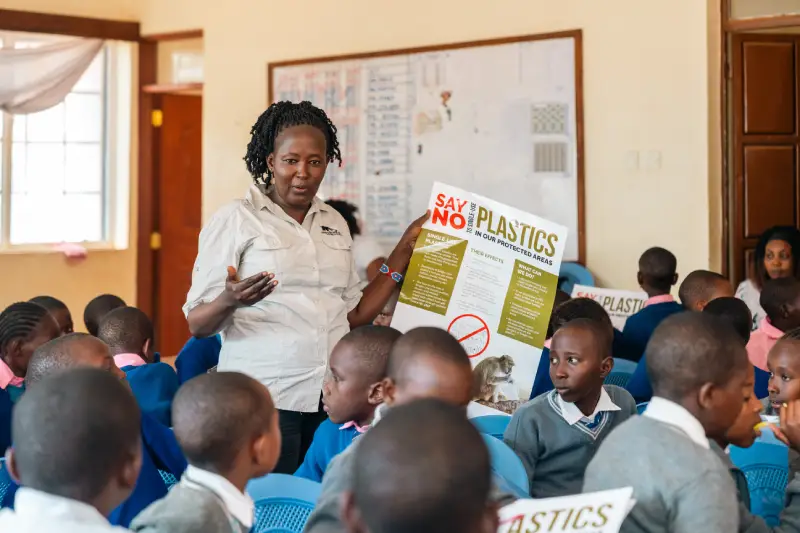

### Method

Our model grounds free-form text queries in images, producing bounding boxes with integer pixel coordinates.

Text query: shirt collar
[759,318,784,340]
[0,358,23,389]
[12,488,111,525]
[113,353,147,369]
[556,387,620,425]
[644,294,675,307]
[182,465,254,528]
[543,338,552,349]
[643,396,710,449]
[340,420,370,433]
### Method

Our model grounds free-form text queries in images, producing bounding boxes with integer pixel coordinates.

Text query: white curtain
[0,37,104,115]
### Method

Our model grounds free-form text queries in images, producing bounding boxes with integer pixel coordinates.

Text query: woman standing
[736,225,800,330]
[183,101,425,473]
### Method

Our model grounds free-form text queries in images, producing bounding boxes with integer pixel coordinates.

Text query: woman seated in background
[736,226,800,331]
[325,199,386,283]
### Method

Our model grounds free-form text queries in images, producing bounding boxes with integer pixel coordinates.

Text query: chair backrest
[558,263,595,294]
[471,415,511,440]
[730,432,790,526]
[0,458,11,505]
[247,473,322,533]
[636,402,649,415]
[604,358,637,388]
[481,434,529,495]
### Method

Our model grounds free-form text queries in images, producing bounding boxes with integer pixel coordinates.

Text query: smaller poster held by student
[497,487,635,533]
[391,182,568,414]
[571,285,648,330]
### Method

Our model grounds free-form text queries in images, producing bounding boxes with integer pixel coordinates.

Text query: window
[0,31,130,249]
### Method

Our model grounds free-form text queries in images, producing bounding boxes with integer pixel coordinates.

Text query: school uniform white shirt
[184,184,362,412]
[643,396,710,449]
[0,487,127,532]
[555,387,621,425]
[181,465,254,528]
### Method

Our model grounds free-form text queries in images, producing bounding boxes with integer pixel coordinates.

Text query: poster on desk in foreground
[391,182,568,414]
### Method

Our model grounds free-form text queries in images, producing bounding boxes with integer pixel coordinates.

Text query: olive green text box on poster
[399,229,468,316]
[498,259,558,347]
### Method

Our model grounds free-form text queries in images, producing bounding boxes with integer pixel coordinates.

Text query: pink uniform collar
[644,294,675,308]
[113,353,147,369]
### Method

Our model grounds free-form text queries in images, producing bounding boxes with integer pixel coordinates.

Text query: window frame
[0,31,130,253]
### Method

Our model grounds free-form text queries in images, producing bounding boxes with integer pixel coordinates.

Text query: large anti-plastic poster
[391,182,568,413]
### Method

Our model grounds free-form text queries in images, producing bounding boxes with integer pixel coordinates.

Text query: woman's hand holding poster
[391,182,567,413]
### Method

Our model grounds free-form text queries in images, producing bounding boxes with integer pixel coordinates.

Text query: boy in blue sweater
[98,307,179,427]
[506,319,637,498]
[175,335,221,384]
[622,247,682,359]
[296,325,401,482]
[1,333,187,526]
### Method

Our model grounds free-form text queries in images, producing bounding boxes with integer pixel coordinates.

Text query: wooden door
[731,34,800,284]
[155,94,202,358]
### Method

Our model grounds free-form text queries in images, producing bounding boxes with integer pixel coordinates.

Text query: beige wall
[156,38,203,85]
[138,0,721,290]
[0,0,138,327]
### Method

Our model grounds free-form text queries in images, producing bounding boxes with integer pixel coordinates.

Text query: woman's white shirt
[183,185,361,412]
[735,278,764,332]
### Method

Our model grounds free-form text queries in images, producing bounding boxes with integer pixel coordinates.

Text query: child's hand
[780,401,800,451]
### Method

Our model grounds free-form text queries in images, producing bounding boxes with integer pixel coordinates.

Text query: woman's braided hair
[243,101,342,188]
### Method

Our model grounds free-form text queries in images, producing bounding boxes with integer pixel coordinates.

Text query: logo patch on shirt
[321,226,343,236]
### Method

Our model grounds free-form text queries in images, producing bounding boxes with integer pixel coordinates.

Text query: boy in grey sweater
[131,372,282,533]
[303,327,515,533]
[504,319,637,497]
[583,312,750,532]
[341,399,498,533]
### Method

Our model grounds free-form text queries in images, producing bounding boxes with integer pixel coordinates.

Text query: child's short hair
[97,306,153,354]
[549,297,613,341]
[172,372,275,473]
[338,325,401,383]
[646,312,748,400]
[84,294,126,336]
[703,297,752,344]
[351,398,491,533]
[26,333,109,387]
[760,278,800,322]
[678,270,728,310]
[28,295,68,313]
[555,318,613,358]
[387,327,470,384]
[0,301,55,354]
[12,367,140,501]
[639,247,678,292]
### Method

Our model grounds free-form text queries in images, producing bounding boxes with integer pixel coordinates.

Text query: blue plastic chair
[472,415,511,440]
[247,473,322,533]
[730,429,790,526]
[0,458,11,505]
[481,434,529,495]
[558,263,595,294]
[158,469,178,490]
[604,358,637,388]
[636,402,649,414]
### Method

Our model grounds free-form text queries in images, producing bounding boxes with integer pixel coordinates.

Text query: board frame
[267,29,585,264]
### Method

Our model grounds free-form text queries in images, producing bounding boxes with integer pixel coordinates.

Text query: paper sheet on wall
[497,488,635,533]
[391,182,567,414]
[570,285,648,330]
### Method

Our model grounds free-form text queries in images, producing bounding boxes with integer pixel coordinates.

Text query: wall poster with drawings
[267,29,585,263]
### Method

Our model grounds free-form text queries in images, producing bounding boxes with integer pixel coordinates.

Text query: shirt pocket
[239,235,290,279]
[320,236,353,290]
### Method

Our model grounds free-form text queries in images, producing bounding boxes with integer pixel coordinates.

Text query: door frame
[721,1,800,281]
[136,29,203,319]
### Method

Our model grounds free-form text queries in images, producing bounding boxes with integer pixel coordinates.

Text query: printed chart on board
[269,35,581,260]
